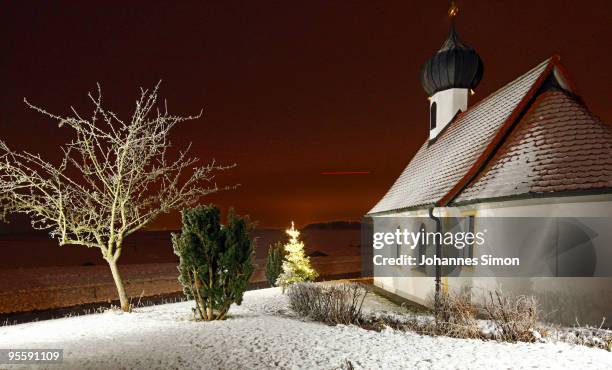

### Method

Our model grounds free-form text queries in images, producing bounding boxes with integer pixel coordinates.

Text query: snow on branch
[1,83,235,259]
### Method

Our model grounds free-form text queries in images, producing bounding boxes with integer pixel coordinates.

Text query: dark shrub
[265,241,283,287]
[173,205,254,321]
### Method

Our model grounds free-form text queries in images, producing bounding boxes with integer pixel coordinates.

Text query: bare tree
[0,83,233,311]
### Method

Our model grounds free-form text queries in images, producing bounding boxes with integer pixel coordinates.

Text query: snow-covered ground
[1,288,611,369]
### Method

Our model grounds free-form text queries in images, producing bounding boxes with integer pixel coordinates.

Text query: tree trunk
[107,258,130,312]
[207,267,214,320]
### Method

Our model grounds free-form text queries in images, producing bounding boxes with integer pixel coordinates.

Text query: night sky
[1,1,611,229]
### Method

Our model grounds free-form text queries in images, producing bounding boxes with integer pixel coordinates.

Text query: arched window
[430,102,437,130]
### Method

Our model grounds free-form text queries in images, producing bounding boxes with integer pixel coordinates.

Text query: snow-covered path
[0,288,611,369]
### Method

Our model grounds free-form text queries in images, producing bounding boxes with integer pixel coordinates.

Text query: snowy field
[1,288,611,369]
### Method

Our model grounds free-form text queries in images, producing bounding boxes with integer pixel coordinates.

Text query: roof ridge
[461,56,556,117]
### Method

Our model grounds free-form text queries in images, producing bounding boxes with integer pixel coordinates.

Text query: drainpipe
[428,206,442,315]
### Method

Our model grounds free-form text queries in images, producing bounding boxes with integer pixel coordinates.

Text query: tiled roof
[368,58,553,215]
[454,89,612,203]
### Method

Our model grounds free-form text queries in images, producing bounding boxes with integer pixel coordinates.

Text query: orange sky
[1,1,610,229]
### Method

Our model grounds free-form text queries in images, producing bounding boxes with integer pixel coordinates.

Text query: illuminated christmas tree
[276,221,318,289]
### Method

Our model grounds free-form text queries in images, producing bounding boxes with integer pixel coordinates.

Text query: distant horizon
[147,219,363,232]
[0,215,363,236]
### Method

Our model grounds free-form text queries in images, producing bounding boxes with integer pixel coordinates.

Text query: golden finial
[448,0,459,18]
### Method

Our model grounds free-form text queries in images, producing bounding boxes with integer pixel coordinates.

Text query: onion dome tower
[421,1,484,141]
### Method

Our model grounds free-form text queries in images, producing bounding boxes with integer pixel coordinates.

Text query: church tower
[420,1,484,141]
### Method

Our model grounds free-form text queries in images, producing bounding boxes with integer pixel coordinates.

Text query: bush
[287,282,368,325]
[265,242,283,287]
[358,289,542,343]
[365,291,482,338]
[483,290,540,342]
[434,291,481,338]
[554,321,612,351]
[172,205,254,321]
[427,290,541,341]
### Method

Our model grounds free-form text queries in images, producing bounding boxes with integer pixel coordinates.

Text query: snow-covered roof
[455,89,612,204]
[368,56,612,215]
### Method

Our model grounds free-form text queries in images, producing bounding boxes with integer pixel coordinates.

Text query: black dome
[420,25,484,96]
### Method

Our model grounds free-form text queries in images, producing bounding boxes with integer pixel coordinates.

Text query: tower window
[430,102,437,130]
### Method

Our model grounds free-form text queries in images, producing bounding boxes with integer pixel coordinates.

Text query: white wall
[372,194,612,326]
